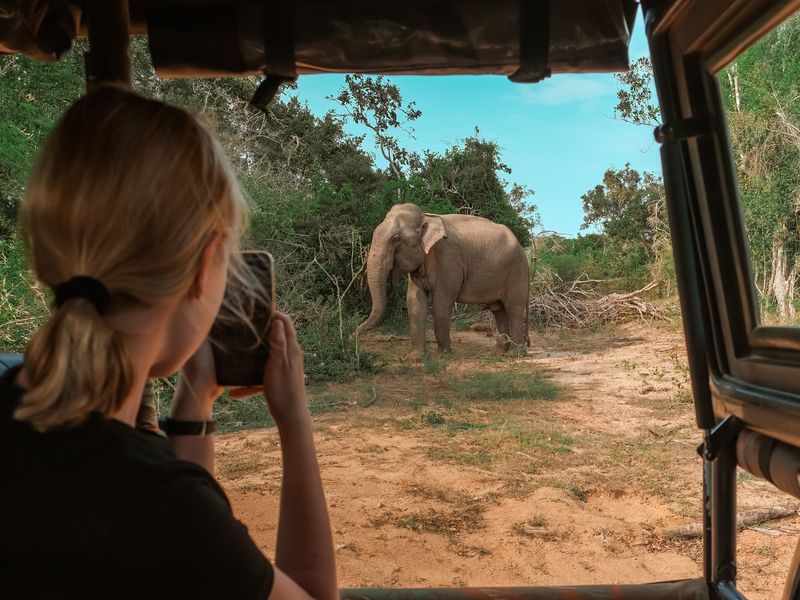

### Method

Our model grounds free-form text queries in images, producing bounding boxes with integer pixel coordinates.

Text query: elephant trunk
[357,228,393,334]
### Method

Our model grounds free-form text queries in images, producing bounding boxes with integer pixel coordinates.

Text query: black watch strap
[158,418,218,436]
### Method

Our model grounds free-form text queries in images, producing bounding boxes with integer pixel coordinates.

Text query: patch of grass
[454,544,492,557]
[405,484,463,504]
[217,458,263,480]
[510,428,576,454]
[214,394,276,433]
[397,356,413,374]
[432,395,454,409]
[299,316,385,384]
[511,518,561,541]
[446,421,488,435]
[368,514,392,528]
[737,469,756,482]
[426,446,492,466]
[554,482,588,502]
[308,392,351,415]
[452,304,480,331]
[617,359,639,371]
[450,371,559,402]
[392,502,486,539]
[670,388,694,405]
[528,516,547,527]
[421,410,446,426]
[480,355,505,366]
[422,354,448,374]
[394,418,416,430]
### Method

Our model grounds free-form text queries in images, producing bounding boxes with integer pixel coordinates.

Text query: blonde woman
[0,87,336,600]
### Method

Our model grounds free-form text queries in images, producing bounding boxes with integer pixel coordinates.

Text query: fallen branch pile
[528,275,669,329]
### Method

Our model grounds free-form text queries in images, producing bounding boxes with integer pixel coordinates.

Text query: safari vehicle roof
[5,1,800,599]
[2,1,637,77]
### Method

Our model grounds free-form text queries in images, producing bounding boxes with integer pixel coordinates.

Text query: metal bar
[642,3,716,430]
[716,580,748,600]
[782,535,800,599]
[84,0,131,90]
[704,458,713,582]
[711,441,737,584]
[340,579,710,599]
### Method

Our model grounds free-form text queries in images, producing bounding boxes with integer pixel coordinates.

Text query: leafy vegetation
[0,40,535,386]
[449,371,560,402]
[610,12,800,321]
[720,13,800,322]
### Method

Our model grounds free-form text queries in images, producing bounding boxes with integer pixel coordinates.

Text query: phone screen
[209,251,275,386]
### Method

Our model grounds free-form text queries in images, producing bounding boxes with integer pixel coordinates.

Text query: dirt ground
[215,320,800,598]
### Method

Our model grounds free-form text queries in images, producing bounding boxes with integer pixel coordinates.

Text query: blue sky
[288,10,660,237]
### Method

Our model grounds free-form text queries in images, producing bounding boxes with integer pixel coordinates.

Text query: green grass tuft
[450,371,559,402]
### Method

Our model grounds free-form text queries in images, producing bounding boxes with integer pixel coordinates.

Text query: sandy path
[215,323,798,597]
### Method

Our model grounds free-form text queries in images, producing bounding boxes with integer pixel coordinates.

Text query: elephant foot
[495,334,511,354]
[436,345,453,355]
[405,348,425,362]
[509,344,528,357]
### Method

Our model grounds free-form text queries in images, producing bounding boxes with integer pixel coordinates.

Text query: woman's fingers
[273,313,302,362]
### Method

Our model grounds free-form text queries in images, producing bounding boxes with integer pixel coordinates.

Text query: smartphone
[209,251,275,386]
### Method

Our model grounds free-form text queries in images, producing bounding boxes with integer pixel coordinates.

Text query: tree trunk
[726,65,741,112]
[770,237,796,321]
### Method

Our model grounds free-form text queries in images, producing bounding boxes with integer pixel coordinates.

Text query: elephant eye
[392,234,401,243]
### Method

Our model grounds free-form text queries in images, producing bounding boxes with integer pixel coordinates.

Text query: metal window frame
[642,0,800,597]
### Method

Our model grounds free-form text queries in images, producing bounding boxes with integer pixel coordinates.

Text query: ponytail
[17,87,246,432]
[14,298,133,432]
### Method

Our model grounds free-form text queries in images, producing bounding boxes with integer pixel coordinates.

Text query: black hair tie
[54,276,111,314]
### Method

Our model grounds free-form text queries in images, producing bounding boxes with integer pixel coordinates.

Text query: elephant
[356,203,530,355]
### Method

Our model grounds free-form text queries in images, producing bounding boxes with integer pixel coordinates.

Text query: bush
[294,308,383,384]
[0,234,48,352]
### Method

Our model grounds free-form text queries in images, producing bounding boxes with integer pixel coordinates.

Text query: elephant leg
[507,302,527,355]
[492,308,511,353]
[407,276,428,356]
[432,293,454,353]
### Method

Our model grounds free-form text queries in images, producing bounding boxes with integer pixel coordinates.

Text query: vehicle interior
[3,0,800,598]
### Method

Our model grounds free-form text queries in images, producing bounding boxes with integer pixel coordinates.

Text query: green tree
[720,12,800,319]
[580,164,667,286]
[330,74,422,188]
[411,136,537,245]
[613,57,660,127]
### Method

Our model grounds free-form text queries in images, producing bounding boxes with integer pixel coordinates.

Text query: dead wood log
[663,504,800,540]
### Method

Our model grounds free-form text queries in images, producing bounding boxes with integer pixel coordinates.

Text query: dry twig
[528,273,668,330]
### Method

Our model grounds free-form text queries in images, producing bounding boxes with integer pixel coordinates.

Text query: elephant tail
[525,294,531,347]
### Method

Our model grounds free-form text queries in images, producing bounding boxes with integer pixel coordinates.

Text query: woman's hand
[172,341,224,419]
[167,341,223,473]
[262,313,309,426]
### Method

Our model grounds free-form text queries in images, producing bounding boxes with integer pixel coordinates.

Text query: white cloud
[512,75,615,107]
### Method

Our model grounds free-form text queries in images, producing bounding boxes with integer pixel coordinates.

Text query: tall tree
[330,74,421,195]
[613,57,660,127]
[581,164,666,264]
[411,136,536,245]
[720,12,800,320]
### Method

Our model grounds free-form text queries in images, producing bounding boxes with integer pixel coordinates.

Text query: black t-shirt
[0,367,274,600]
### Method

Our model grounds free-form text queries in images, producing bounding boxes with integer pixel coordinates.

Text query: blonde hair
[16,86,248,432]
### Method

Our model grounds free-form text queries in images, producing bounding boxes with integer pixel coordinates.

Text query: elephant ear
[420,214,447,254]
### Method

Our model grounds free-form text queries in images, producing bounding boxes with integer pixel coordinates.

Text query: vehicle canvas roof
[1,1,638,81]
